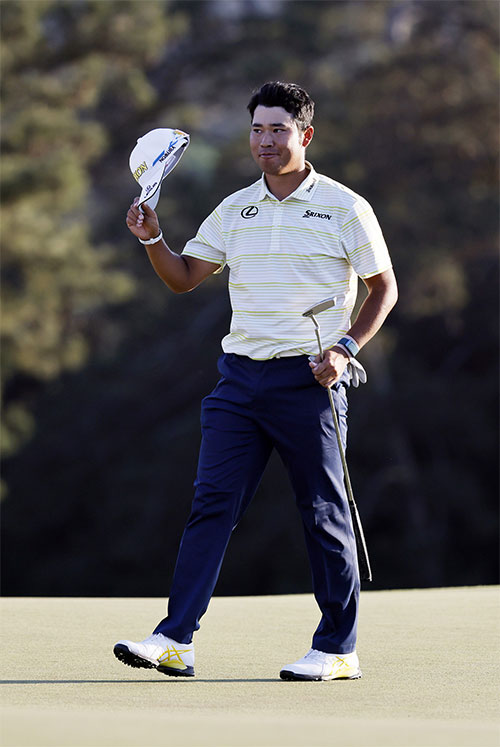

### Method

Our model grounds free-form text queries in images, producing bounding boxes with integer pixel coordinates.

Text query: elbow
[366,269,398,315]
[156,269,197,294]
[374,279,398,320]
[381,272,398,314]
[168,282,195,294]
[387,280,398,311]
[169,275,203,294]
[168,256,203,293]
[154,272,184,293]
[169,283,189,294]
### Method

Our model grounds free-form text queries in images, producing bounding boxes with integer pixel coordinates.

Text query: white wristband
[138,230,163,246]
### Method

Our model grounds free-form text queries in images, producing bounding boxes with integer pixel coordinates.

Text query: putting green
[1,587,499,746]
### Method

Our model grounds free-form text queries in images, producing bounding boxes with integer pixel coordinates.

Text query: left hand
[309,347,349,388]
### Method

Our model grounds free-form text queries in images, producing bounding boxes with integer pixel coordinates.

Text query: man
[114,81,397,681]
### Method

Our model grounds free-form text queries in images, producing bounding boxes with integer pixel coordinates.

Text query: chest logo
[302,210,332,220]
[241,205,259,219]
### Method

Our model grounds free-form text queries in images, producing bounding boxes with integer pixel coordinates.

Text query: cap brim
[146,190,160,209]
[138,186,161,209]
[138,176,162,208]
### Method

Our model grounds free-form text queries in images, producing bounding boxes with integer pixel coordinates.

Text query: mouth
[259,153,279,159]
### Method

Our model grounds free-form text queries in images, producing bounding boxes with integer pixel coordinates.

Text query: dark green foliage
[1,0,498,595]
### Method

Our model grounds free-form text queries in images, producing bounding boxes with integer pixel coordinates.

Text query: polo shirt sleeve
[181,205,226,272]
[340,198,392,278]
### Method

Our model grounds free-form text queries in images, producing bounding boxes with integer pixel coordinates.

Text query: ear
[301,126,314,148]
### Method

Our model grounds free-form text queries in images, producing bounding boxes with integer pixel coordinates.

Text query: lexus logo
[241,205,259,219]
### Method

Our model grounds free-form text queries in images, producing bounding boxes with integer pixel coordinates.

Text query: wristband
[138,230,163,245]
[336,335,359,357]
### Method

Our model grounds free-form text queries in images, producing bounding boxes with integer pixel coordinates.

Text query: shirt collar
[257,161,319,202]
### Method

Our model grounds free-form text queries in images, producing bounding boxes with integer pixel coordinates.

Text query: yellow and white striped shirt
[182,163,392,360]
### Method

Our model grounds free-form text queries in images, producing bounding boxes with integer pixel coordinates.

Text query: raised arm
[126,199,220,293]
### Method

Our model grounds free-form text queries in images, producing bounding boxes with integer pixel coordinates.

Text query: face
[250,105,313,176]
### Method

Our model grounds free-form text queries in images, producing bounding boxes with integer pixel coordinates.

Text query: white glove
[348,358,367,387]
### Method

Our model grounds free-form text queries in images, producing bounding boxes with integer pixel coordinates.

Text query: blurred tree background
[1,0,498,596]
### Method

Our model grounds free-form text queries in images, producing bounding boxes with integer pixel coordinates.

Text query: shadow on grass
[1,678,278,684]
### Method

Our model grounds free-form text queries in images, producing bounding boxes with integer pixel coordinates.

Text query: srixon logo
[302,210,332,220]
[133,161,148,182]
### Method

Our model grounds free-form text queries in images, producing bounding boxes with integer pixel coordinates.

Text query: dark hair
[247,81,315,131]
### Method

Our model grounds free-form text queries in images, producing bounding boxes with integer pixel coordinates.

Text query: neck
[264,166,309,201]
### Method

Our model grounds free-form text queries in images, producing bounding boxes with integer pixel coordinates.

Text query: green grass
[1,587,499,746]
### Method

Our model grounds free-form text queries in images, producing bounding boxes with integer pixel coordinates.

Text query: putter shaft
[308,312,372,582]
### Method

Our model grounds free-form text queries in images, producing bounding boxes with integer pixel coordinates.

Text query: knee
[189,483,242,526]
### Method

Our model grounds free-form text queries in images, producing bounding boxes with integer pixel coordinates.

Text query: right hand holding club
[308,354,367,388]
[308,348,350,388]
[126,198,160,242]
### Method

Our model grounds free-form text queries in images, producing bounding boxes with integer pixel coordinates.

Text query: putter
[303,297,372,582]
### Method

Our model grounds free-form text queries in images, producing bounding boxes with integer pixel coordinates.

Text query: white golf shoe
[280,649,361,681]
[113,633,195,677]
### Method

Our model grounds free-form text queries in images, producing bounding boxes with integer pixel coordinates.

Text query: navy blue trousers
[154,353,359,653]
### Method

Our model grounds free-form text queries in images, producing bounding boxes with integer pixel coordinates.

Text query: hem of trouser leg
[152,627,193,645]
[311,645,357,655]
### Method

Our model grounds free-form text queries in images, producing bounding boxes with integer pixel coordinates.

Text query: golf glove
[308,355,367,387]
[348,358,367,387]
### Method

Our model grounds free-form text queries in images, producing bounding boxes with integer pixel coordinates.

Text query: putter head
[302,297,337,318]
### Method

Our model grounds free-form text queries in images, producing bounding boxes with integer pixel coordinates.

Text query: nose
[260,130,274,146]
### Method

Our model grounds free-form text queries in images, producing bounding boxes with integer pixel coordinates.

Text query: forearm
[144,238,196,294]
[126,199,200,293]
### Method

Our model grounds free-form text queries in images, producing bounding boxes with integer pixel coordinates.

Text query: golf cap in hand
[129,128,190,209]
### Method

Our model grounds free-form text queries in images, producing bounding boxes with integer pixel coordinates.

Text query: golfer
[115,81,398,681]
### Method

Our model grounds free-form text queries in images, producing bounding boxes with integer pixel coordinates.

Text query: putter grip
[350,501,372,582]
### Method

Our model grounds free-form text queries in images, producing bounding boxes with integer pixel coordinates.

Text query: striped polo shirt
[182,162,392,360]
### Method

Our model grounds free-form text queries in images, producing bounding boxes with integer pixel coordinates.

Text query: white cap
[129,128,190,209]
